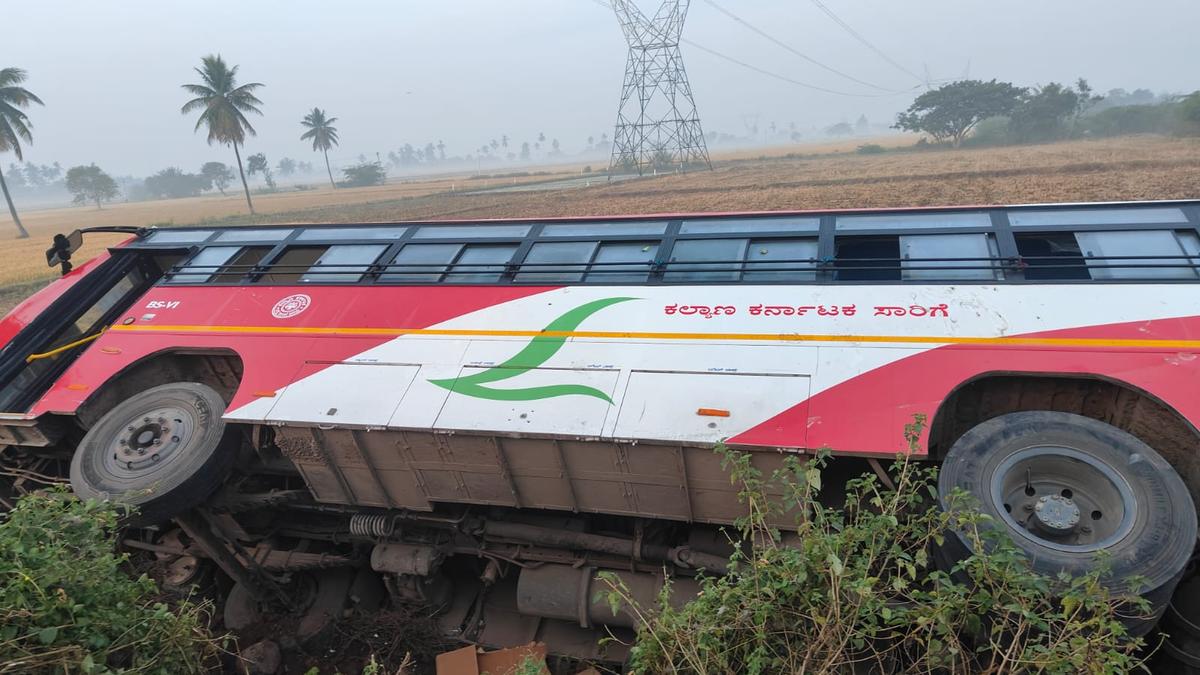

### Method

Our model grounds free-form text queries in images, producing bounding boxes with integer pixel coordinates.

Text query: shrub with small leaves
[600,418,1147,674]
[0,488,221,674]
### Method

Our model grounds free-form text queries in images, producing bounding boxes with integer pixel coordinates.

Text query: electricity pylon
[609,0,711,176]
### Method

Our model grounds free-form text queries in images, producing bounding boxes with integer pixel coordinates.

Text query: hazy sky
[8,0,1199,176]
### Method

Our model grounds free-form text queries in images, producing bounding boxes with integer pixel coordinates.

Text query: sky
[7,0,1199,176]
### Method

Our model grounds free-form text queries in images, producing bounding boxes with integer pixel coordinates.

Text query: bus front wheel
[938,410,1197,634]
[70,382,238,524]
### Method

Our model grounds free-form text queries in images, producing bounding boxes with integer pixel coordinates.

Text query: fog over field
[10,0,1200,175]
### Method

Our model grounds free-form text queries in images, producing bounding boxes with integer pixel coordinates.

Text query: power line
[806,0,925,84]
[700,0,903,93]
[680,38,909,98]
[587,0,914,98]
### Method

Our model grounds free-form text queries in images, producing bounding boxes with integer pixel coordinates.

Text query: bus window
[412,224,531,239]
[301,244,389,283]
[585,242,659,282]
[382,243,463,282]
[214,228,292,242]
[838,212,991,231]
[901,233,1001,281]
[171,246,258,284]
[679,216,820,235]
[444,245,518,283]
[541,222,666,237]
[1075,230,1200,280]
[835,237,901,281]
[1015,233,1090,280]
[743,239,817,281]
[260,247,327,284]
[516,241,599,283]
[665,238,748,282]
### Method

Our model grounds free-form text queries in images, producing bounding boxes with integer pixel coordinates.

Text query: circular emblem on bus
[271,294,311,319]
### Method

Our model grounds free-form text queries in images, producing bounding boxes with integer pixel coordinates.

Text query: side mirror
[46,230,83,275]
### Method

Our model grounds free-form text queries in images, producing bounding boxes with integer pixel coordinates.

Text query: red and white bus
[1,200,1198,653]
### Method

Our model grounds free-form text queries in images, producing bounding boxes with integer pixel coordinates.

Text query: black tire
[938,411,1196,634]
[70,382,238,524]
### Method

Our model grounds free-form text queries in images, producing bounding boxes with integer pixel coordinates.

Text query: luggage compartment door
[611,371,810,448]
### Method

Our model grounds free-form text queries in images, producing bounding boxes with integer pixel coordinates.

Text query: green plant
[0,488,221,673]
[855,143,886,154]
[340,162,387,188]
[599,418,1147,674]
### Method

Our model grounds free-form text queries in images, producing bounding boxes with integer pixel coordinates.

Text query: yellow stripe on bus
[106,323,1200,349]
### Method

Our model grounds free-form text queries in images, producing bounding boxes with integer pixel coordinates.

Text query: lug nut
[171,436,180,443]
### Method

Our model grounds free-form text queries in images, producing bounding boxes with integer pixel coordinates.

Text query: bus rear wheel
[70,382,238,524]
[937,411,1197,635]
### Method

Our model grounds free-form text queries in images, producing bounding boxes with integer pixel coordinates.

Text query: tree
[246,152,275,189]
[181,54,264,213]
[1180,91,1200,134]
[199,161,233,195]
[894,79,1025,147]
[64,164,119,209]
[144,167,209,199]
[340,161,386,187]
[276,157,296,177]
[1008,79,1100,143]
[299,107,339,189]
[437,140,446,161]
[0,67,43,238]
[520,142,531,161]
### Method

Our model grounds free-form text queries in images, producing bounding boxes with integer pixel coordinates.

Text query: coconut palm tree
[181,55,263,214]
[0,68,42,239]
[299,108,339,189]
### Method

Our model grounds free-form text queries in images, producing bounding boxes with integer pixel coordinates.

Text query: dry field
[1,134,1197,315]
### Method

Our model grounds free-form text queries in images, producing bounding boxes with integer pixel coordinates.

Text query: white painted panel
[267,362,420,426]
[433,366,619,436]
[613,371,809,444]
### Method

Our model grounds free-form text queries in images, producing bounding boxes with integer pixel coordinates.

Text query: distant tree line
[895,78,1200,148]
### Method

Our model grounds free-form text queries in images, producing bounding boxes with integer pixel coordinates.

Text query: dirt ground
[1,134,1197,315]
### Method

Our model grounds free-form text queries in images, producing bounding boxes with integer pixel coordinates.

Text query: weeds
[600,419,1147,674]
[0,487,223,673]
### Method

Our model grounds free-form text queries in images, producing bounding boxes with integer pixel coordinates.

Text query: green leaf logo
[429,297,635,402]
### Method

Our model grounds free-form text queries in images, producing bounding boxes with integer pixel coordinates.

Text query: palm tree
[0,68,43,239]
[299,108,339,189]
[181,55,263,214]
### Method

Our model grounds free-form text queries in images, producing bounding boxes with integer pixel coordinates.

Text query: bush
[340,162,387,188]
[963,115,1013,146]
[1178,91,1200,135]
[1080,103,1177,138]
[600,419,1147,674]
[0,488,221,673]
[855,144,886,155]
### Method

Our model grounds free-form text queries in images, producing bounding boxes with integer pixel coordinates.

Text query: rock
[239,640,282,675]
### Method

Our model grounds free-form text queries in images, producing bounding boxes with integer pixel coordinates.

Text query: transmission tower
[609,0,711,176]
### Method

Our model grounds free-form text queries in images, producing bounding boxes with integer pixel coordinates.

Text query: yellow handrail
[25,328,107,363]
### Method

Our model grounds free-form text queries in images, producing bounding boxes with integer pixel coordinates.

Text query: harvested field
[1,135,1197,316]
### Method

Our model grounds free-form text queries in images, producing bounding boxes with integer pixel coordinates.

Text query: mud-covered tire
[70,382,238,524]
[938,411,1196,634]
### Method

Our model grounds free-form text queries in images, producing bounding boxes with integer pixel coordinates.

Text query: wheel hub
[1032,494,1080,534]
[108,406,194,473]
[991,445,1136,553]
